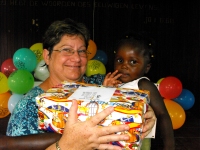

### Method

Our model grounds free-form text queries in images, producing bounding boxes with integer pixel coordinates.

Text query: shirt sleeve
[6,86,45,136]
[83,74,105,85]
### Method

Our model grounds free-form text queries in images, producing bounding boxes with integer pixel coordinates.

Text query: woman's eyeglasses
[53,48,88,57]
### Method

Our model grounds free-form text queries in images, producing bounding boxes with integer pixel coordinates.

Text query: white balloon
[8,93,23,113]
[34,81,43,87]
[34,60,49,81]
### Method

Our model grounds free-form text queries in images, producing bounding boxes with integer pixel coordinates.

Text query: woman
[4,18,156,150]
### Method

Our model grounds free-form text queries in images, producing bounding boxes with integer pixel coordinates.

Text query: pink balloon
[1,58,17,77]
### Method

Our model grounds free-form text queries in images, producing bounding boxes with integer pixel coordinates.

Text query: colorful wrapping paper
[36,81,150,150]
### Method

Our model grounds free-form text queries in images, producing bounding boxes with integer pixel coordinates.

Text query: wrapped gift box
[36,81,150,150]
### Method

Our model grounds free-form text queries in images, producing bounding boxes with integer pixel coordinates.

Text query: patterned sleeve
[6,86,45,136]
[83,74,105,85]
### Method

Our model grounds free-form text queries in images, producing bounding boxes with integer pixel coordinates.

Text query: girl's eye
[116,58,123,63]
[130,60,137,64]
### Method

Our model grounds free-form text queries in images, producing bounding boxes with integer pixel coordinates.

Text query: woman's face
[44,35,88,83]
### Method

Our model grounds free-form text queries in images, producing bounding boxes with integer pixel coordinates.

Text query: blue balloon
[174,89,195,110]
[92,50,108,65]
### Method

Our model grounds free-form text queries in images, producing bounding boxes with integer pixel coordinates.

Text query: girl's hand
[103,70,122,87]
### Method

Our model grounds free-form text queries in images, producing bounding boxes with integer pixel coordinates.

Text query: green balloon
[8,70,34,94]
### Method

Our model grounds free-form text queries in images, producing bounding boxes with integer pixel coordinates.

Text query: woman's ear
[145,63,151,74]
[43,49,50,65]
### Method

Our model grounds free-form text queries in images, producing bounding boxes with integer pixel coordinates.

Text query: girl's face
[44,35,87,83]
[114,45,150,83]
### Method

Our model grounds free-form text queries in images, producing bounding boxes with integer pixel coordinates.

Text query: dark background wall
[0,0,200,133]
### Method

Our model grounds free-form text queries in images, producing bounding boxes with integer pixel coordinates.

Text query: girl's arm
[139,79,175,150]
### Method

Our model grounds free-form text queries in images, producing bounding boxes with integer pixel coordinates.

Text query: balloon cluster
[85,40,108,77]
[0,43,48,118]
[157,76,195,130]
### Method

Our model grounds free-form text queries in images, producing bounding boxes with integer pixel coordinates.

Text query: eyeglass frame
[53,48,88,57]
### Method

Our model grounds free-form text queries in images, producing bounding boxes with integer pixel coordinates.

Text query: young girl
[103,32,175,150]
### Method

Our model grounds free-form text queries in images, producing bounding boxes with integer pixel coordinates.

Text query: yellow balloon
[30,43,43,63]
[157,77,164,84]
[87,40,97,60]
[86,60,106,77]
[164,99,186,129]
[0,91,11,118]
[0,72,9,94]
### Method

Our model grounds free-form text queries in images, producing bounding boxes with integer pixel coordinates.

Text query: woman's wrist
[56,141,61,150]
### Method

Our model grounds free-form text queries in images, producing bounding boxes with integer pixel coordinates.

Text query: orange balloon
[0,91,11,118]
[87,40,97,60]
[164,99,186,129]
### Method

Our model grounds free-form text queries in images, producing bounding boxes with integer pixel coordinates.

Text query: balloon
[0,72,9,94]
[87,40,97,60]
[164,99,186,129]
[174,89,195,110]
[159,76,182,99]
[30,43,43,63]
[1,58,17,77]
[34,81,43,87]
[13,48,37,72]
[0,91,11,118]
[157,78,164,84]
[34,60,49,81]
[92,50,108,65]
[8,93,23,113]
[86,60,106,77]
[8,70,34,94]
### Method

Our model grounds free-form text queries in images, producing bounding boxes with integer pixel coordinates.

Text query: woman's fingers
[98,124,129,137]
[97,143,123,150]
[98,131,130,143]
[66,100,78,125]
[88,106,115,126]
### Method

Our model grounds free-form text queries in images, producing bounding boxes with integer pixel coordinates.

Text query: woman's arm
[0,133,61,150]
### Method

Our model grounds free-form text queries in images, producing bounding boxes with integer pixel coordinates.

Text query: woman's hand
[50,100,130,150]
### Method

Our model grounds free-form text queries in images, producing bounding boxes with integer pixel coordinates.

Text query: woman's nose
[70,51,81,61]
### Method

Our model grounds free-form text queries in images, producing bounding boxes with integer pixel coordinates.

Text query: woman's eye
[78,50,87,54]
[63,49,71,52]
